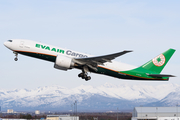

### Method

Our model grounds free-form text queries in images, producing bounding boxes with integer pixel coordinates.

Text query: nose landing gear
[14,58,18,61]
[13,52,18,61]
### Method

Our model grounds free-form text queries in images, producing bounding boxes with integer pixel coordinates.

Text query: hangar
[46,114,79,120]
[132,107,180,120]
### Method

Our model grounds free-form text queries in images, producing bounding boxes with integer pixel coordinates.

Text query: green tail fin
[141,48,176,73]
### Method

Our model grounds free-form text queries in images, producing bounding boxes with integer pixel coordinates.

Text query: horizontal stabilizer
[147,74,176,77]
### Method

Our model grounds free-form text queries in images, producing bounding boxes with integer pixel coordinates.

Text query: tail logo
[152,54,166,67]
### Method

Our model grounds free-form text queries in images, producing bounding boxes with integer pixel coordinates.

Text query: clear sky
[1,0,180,89]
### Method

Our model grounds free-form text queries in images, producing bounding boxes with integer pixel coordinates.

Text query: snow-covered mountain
[0,83,179,112]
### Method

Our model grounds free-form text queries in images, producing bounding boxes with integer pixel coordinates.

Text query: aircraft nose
[4,41,8,47]
[4,41,11,48]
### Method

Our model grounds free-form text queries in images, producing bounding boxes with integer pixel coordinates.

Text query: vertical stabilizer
[141,48,175,73]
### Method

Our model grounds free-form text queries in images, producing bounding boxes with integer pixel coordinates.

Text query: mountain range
[0,83,179,112]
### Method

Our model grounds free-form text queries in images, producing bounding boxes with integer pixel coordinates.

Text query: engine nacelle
[54,55,74,71]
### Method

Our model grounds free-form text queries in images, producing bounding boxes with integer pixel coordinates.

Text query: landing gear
[78,73,84,77]
[85,76,91,81]
[78,66,91,81]
[78,73,91,81]
[14,58,18,61]
[13,52,18,61]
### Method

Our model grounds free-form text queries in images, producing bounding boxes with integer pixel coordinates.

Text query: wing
[73,50,132,71]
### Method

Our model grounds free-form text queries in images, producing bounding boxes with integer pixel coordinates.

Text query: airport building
[132,107,180,120]
[7,109,13,113]
[35,110,40,115]
[46,114,79,120]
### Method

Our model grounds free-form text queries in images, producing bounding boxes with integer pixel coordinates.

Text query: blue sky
[1,0,180,89]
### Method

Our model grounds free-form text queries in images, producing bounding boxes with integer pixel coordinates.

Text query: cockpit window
[8,40,12,42]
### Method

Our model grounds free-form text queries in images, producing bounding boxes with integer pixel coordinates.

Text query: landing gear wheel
[78,73,83,78]
[14,58,18,61]
[85,76,91,81]
[87,76,91,80]
[82,74,87,79]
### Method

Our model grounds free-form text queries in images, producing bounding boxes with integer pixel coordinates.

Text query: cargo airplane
[4,39,176,81]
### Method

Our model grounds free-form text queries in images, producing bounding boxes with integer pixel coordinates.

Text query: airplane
[4,39,176,81]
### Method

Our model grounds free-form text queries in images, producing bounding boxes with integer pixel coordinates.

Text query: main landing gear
[13,52,18,61]
[78,73,91,81]
[78,65,91,81]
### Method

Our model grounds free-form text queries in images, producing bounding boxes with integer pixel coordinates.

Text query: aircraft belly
[16,51,56,62]
[96,66,168,81]
[96,66,136,79]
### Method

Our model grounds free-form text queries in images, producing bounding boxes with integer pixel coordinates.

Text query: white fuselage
[4,39,137,72]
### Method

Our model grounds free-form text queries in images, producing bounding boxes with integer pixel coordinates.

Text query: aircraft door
[19,41,24,48]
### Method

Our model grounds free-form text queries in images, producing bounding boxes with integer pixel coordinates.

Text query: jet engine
[54,55,74,71]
